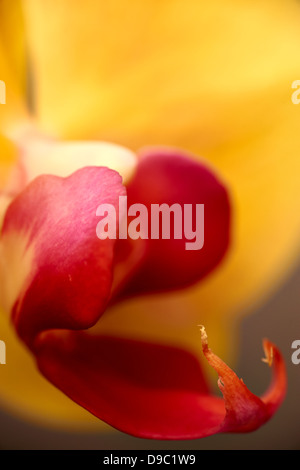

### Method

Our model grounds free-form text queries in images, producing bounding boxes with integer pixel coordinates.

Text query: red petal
[260,339,287,417]
[1,151,282,439]
[32,326,286,439]
[0,166,125,349]
[34,330,225,439]
[116,148,231,297]
[199,326,286,433]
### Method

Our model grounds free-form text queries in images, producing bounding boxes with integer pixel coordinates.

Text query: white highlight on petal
[21,138,137,185]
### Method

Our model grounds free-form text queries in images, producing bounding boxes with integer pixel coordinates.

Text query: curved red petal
[30,326,286,439]
[117,148,231,298]
[0,166,125,349]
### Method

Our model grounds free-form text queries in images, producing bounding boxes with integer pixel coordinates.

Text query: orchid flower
[0,0,297,439]
[0,135,286,439]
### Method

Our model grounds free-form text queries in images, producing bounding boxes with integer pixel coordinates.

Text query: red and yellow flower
[0,0,298,439]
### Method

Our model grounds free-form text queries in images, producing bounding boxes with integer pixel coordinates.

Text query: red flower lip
[0,146,286,439]
[33,326,286,440]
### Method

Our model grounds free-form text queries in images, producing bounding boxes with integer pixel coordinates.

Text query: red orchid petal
[32,327,286,439]
[117,148,231,297]
[0,150,280,439]
[34,330,224,439]
[0,166,125,349]
[199,326,286,433]
[260,339,287,417]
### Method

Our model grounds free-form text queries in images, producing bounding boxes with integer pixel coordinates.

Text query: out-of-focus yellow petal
[0,0,26,93]
[0,0,28,131]
[0,134,17,188]
[0,134,19,232]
